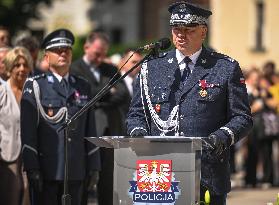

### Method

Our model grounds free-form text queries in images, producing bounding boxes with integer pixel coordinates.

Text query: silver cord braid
[33,80,68,124]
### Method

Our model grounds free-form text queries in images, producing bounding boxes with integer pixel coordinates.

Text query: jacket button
[68,138,72,142]
[180,115,184,120]
[180,132,184,136]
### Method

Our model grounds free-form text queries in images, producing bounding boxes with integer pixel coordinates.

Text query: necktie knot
[181,57,191,82]
[183,57,191,64]
[61,78,69,94]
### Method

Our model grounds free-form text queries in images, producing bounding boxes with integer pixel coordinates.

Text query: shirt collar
[176,47,202,65]
[52,72,69,82]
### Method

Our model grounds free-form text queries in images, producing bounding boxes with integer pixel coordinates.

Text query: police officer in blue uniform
[20,28,100,205]
[126,2,253,204]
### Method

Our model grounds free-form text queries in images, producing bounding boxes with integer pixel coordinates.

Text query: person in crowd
[0,46,11,84]
[0,47,33,205]
[117,48,143,134]
[70,31,129,205]
[126,2,253,205]
[244,68,264,187]
[262,61,276,86]
[20,28,100,205]
[0,26,10,48]
[15,35,43,76]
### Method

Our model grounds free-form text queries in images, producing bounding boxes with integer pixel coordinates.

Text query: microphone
[138,38,171,52]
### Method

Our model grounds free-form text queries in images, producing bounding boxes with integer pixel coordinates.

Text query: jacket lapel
[80,59,99,85]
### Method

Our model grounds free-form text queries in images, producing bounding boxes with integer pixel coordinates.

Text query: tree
[0,0,54,35]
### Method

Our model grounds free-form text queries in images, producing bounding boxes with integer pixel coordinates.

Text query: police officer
[126,2,253,205]
[20,28,100,205]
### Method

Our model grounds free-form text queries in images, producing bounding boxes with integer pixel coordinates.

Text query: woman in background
[0,46,33,205]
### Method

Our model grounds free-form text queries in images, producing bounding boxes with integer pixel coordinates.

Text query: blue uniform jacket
[126,47,253,194]
[21,72,100,181]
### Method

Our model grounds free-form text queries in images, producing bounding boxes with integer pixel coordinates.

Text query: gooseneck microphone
[138,38,171,52]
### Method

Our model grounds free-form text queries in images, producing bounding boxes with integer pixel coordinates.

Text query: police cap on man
[41,28,75,50]
[168,1,212,26]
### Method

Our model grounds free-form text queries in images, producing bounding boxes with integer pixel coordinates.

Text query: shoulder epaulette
[27,73,46,82]
[70,74,88,84]
[210,51,236,63]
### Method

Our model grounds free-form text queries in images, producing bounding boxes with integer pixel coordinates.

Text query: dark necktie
[181,57,191,82]
[61,78,69,95]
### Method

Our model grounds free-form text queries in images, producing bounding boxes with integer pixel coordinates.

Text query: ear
[44,52,50,63]
[201,26,208,39]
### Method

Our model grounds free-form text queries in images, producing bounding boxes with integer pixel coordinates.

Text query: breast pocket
[150,94,171,120]
[41,98,64,117]
[195,87,225,115]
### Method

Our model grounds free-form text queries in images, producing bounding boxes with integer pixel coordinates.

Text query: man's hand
[204,134,231,157]
[131,129,148,137]
[27,170,43,192]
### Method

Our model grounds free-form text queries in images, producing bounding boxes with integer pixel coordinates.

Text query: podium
[87,136,202,205]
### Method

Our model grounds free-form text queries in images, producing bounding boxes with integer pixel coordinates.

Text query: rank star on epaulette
[168,58,173,64]
[23,88,32,94]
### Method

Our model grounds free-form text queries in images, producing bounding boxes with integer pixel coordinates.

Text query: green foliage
[0,0,53,35]
[72,35,86,61]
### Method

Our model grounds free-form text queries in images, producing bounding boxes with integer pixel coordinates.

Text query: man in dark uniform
[126,2,253,205]
[20,28,100,205]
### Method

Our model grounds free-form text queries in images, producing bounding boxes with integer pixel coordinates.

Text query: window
[254,0,265,51]
[111,28,123,44]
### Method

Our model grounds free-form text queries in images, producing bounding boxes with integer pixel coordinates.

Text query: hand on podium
[204,134,231,157]
[131,129,148,137]
[27,169,43,192]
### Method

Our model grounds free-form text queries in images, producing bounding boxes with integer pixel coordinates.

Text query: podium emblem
[129,160,180,203]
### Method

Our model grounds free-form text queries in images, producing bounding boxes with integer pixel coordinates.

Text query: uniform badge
[47,76,54,83]
[129,160,180,204]
[201,59,207,64]
[168,58,173,64]
[155,104,161,113]
[48,108,54,117]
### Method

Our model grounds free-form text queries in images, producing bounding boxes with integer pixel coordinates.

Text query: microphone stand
[58,48,157,205]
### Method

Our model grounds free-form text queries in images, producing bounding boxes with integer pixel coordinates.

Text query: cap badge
[60,31,66,37]
[201,59,207,64]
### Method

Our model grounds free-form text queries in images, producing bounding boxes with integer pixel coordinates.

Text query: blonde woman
[0,46,33,205]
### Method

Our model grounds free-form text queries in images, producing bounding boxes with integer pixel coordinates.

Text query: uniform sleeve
[212,62,253,144]
[126,73,150,136]
[20,79,40,171]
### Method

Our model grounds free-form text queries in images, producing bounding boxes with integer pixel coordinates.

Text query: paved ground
[227,187,279,205]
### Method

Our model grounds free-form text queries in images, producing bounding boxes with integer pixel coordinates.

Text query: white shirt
[83,56,100,82]
[0,77,6,85]
[52,72,69,83]
[121,71,134,96]
[0,80,21,162]
[176,47,202,75]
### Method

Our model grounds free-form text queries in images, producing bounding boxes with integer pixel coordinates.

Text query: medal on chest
[199,89,208,97]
